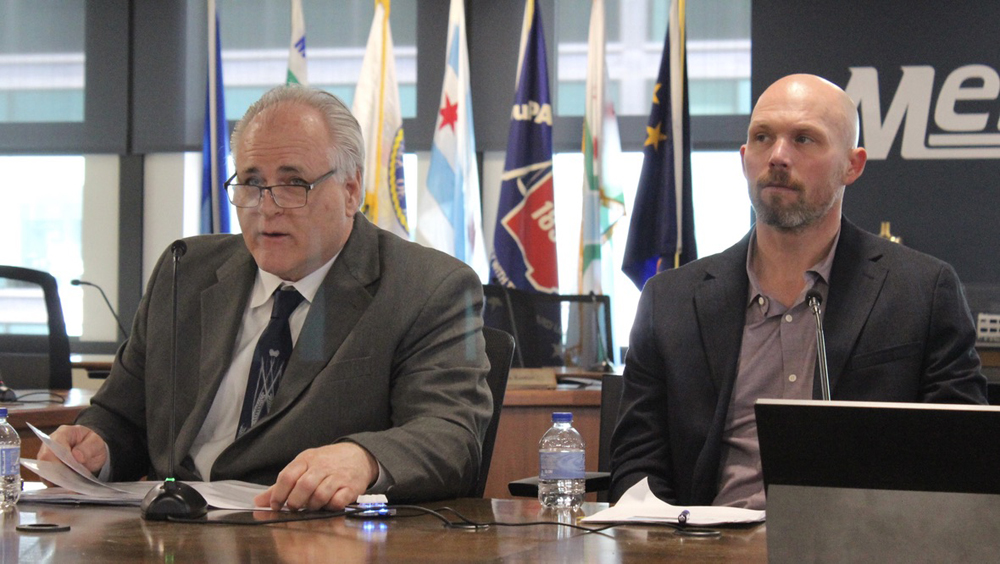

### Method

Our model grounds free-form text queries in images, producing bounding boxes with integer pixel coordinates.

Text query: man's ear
[344,170,364,215]
[843,147,867,186]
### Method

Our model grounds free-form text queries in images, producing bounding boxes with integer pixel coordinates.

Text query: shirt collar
[250,252,340,310]
[745,226,841,309]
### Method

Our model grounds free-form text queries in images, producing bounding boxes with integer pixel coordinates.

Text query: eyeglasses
[224,169,338,209]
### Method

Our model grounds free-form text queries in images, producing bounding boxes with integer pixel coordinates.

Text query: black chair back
[0,266,72,389]
[474,326,515,498]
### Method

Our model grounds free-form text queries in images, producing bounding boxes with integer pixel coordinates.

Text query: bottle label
[0,446,18,477]
[540,451,584,480]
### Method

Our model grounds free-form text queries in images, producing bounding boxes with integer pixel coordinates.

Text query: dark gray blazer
[610,218,986,504]
[79,214,492,502]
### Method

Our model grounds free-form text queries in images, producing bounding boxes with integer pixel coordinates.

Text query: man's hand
[254,442,379,511]
[36,425,108,476]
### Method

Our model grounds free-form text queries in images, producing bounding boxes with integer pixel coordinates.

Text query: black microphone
[71,279,128,338]
[141,239,207,520]
[806,290,832,401]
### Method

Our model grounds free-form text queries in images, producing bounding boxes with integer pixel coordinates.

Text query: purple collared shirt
[712,228,840,509]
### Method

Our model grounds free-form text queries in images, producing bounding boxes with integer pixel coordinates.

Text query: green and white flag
[579,0,624,294]
[286,0,307,85]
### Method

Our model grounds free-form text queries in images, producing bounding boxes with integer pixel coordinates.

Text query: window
[554,0,751,117]
[0,2,86,123]
[552,150,749,350]
[218,0,417,121]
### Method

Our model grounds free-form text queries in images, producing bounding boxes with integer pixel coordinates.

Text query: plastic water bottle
[0,407,20,510]
[538,411,585,508]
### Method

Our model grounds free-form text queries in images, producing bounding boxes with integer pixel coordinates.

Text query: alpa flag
[287,0,307,85]
[489,0,558,293]
[201,4,230,235]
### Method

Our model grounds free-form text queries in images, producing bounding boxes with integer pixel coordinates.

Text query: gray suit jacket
[79,214,492,502]
[610,218,987,504]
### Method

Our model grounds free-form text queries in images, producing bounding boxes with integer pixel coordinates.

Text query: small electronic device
[348,494,395,519]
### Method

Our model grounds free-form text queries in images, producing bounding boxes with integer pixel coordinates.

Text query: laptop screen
[755,398,1000,495]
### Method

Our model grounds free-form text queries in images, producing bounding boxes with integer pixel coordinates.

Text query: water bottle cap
[0,407,6,417]
[551,412,573,423]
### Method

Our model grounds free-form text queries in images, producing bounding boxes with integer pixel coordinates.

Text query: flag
[489,0,558,294]
[579,0,624,295]
[419,0,488,280]
[353,0,409,239]
[201,0,230,234]
[622,0,696,289]
[287,0,308,85]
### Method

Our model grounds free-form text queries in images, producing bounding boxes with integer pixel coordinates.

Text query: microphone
[71,279,128,338]
[141,239,207,520]
[806,290,832,401]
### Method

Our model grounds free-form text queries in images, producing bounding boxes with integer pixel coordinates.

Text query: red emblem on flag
[499,166,558,292]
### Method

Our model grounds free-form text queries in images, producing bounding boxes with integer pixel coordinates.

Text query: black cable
[162,503,721,537]
[391,505,619,534]
[5,391,65,404]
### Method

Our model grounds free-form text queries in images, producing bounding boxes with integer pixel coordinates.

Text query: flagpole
[208,0,221,234]
[671,0,686,267]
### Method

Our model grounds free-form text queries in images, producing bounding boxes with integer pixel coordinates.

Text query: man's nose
[768,138,792,168]
[259,188,282,214]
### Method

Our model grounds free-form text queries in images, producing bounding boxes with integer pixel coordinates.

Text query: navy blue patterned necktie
[236,286,304,439]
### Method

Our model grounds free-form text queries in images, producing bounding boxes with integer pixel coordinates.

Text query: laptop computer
[756,399,1000,562]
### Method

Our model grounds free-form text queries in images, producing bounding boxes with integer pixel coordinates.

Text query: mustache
[755,169,803,191]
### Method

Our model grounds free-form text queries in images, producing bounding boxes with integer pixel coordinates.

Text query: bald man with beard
[610,74,986,509]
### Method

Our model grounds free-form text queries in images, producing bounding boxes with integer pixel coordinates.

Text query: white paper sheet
[581,478,766,526]
[20,421,273,511]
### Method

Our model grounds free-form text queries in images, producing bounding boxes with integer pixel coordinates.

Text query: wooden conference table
[3,497,767,562]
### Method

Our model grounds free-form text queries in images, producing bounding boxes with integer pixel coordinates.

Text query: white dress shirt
[188,255,337,479]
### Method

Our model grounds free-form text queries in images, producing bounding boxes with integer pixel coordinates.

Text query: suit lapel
[175,245,256,459]
[694,237,751,394]
[255,214,381,428]
[821,219,888,396]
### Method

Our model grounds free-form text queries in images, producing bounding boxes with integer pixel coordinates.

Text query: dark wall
[752,2,1000,284]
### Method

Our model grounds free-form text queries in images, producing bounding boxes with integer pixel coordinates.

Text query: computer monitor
[756,399,1000,562]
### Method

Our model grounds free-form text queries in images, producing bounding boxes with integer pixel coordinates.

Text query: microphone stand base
[140,480,208,521]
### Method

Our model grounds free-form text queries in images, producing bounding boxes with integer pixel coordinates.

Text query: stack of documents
[20,423,268,510]
[581,478,765,526]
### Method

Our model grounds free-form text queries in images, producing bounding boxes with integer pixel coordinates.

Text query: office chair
[507,373,623,500]
[482,284,614,370]
[473,326,515,498]
[0,265,72,389]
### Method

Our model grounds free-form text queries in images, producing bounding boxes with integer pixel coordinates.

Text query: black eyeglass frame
[224,169,338,209]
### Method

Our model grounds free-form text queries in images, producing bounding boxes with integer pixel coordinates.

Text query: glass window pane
[552,150,749,347]
[555,0,750,116]
[218,0,417,121]
[0,156,85,336]
[0,1,86,123]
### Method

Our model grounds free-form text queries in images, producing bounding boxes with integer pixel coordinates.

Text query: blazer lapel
[258,214,381,425]
[174,247,256,459]
[694,236,751,395]
[820,219,888,396]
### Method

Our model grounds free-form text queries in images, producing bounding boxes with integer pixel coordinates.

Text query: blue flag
[622,0,696,289]
[489,0,558,294]
[201,8,230,234]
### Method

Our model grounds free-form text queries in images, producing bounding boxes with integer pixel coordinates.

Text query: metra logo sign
[846,65,1000,160]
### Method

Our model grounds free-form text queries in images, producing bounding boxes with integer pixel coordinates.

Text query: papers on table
[19,424,270,510]
[581,478,765,526]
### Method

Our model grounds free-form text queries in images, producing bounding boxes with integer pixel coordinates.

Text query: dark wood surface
[1,497,768,562]
[4,389,94,481]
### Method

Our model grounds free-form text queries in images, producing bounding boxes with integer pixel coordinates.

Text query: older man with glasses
[39,85,492,511]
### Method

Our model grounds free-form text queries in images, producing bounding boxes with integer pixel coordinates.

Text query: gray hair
[231,85,364,181]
